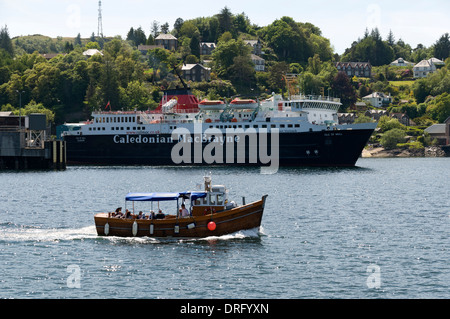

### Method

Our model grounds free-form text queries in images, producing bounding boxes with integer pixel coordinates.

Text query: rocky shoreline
[362,146,450,158]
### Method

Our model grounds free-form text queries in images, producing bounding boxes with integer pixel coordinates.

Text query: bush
[380,128,406,149]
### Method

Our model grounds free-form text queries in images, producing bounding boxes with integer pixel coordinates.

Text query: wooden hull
[94,195,267,238]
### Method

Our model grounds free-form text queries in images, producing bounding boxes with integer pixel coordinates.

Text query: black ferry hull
[64,128,374,167]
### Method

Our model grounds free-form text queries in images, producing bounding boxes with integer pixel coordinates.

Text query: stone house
[155,34,178,51]
[335,62,372,78]
[365,109,389,121]
[200,42,216,56]
[390,113,411,126]
[338,113,357,124]
[181,64,211,82]
[244,39,262,56]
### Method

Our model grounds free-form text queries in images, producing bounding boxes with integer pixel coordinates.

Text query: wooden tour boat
[94,176,268,238]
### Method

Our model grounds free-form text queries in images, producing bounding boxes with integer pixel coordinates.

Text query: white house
[250,54,265,72]
[82,49,103,57]
[390,57,414,67]
[362,92,392,108]
[413,58,444,78]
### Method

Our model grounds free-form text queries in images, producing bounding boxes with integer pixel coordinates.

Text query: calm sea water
[0,158,448,299]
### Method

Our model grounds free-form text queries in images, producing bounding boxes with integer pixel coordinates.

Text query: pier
[0,113,66,170]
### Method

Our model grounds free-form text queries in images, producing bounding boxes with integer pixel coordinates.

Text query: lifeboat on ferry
[230,98,258,109]
[198,99,226,110]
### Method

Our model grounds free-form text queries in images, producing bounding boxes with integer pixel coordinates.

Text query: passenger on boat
[179,204,190,218]
[137,211,144,219]
[155,209,165,219]
[149,210,155,219]
[125,209,132,219]
[114,207,124,218]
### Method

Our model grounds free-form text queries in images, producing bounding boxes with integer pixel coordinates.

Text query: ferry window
[121,127,124,130]
[271,124,276,128]
[116,127,119,130]
[245,125,250,128]
[93,127,96,131]
[127,127,130,130]
[125,117,128,123]
[89,127,92,131]
[253,125,258,128]
[288,124,293,128]
[95,118,98,123]
[209,125,213,129]
[295,124,300,128]
[111,127,115,130]
[280,124,285,128]
[102,127,105,131]
[114,117,116,123]
[262,124,267,128]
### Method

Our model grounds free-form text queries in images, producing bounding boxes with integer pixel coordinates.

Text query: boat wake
[0,224,98,243]
[0,223,265,245]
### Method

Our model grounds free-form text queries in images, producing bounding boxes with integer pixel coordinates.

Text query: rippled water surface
[0,158,449,298]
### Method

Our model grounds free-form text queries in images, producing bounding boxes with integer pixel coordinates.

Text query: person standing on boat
[179,204,190,218]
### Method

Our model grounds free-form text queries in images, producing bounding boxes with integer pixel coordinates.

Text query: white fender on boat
[132,221,138,236]
[174,225,179,234]
[187,223,195,229]
[104,223,110,236]
[150,224,154,235]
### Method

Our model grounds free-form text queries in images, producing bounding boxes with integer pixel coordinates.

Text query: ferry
[94,175,267,238]
[61,88,377,167]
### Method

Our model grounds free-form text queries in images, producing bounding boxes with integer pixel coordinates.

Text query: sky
[1,0,449,54]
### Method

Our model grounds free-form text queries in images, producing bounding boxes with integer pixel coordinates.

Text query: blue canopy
[125,191,207,202]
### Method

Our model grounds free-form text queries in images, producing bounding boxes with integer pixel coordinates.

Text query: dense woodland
[0,8,449,149]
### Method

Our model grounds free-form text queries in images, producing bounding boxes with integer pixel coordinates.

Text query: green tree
[380,128,406,149]
[331,72,356,110]
[434,33,450,60]
[260,17,310,64]
[212,38,250,78]
[426,92,450,122]
[0,25,14,56]
[341,28,394,66]
[377,115,405,132]
[86,41,101,50]
[227,55,256,91]
[217,7,235,36]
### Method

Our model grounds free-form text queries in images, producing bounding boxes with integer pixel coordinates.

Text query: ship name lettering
[113,135,173,144]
